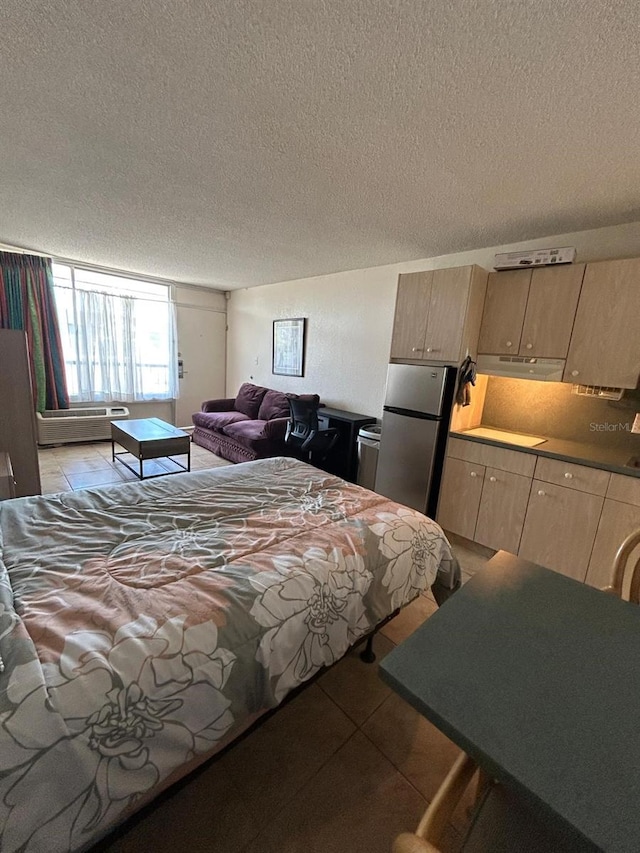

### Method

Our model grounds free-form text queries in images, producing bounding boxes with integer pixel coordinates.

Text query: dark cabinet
[0,330,41,496]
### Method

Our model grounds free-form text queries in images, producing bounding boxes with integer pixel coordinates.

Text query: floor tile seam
[358,714,467,846]
[314,674,364,725]
[40,472,74,489]
[240,724,360,839]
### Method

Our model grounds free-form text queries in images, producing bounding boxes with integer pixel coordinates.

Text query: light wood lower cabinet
[437,458,485,540]
[585,474,640,593]
[440,438,639,588]
[474,468,532,554]
[518,481,604,582]
[437,443,532,550]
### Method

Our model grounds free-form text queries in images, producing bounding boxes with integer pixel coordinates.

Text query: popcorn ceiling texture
[0,0,640,288]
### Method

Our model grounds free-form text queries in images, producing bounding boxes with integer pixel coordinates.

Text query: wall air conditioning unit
[36,407,130,445]
[493,247,576,270]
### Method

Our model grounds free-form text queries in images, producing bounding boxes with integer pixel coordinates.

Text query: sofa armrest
[201,397,236,413]
[263,417,290,441]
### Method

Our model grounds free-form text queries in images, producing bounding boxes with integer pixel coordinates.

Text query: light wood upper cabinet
[520,264,584,357]
[390,265,487,364]
[425,267,475,363]
[390,271,432,360]
[478,269,530,355]
[564,258,640,388]
[478,264,585,358]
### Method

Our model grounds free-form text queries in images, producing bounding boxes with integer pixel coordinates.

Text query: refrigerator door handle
[383,406,441,421]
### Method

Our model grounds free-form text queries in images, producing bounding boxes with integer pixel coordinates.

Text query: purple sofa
[192,382,320,464]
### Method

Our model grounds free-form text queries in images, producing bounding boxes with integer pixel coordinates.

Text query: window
[52,263,178,402]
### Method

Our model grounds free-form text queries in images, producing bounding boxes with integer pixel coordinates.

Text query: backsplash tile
[481,377,639,453]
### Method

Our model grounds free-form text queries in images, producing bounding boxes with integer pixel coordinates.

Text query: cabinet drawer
[533,457,610,496]
[447,438,536,477]
[606,473,640,507]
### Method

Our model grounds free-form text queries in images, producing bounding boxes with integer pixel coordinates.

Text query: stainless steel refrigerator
[374,363,457,517]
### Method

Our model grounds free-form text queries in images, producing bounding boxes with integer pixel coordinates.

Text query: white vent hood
[476,355,565,381]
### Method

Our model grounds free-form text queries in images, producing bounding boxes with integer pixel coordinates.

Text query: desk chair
[601,528,640,603]
[393,752,586,853]
[285,397,339,467]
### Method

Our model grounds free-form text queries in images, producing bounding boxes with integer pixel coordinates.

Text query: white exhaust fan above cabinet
[476,355,565,381]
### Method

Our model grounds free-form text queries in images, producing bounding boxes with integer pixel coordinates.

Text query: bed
[0,457,458,853]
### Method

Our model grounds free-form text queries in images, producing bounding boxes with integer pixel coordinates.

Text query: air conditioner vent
[571,385,624,401]
[36,407,130,444]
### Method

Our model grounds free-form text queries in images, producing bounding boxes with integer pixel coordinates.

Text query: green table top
[380,557,640,852]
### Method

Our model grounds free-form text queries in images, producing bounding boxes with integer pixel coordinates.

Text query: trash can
[357,423,381,490]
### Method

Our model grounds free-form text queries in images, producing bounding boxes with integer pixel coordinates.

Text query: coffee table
[111,418,191,480]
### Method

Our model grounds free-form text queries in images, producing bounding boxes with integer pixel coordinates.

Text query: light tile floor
[38,436,232,494]
[35,443,493,852]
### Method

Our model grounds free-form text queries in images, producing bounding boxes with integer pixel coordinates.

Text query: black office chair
[285,397,339,468]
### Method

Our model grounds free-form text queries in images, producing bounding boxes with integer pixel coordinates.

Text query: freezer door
[384,363,449,416]
[374,409,440,513]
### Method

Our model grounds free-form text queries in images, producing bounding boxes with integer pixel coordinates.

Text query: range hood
[476,355,565,381]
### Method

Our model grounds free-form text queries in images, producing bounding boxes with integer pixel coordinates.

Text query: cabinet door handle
[537,489,546,496]
[426,347,439,353]
[470,471,478,478]
[489,476,497,482]
[505,340,513,348]
[571,370,579,377]
[564,472,573,479]
[525,343,533,350]
[411,347,423,353]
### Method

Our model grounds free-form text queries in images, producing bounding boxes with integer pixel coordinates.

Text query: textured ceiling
[1,1,639,289]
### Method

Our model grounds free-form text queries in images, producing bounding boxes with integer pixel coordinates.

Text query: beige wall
[227,221,640,417]
[174,284,227,427]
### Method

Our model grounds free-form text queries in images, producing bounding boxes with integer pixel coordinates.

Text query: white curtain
[72,288,178,402]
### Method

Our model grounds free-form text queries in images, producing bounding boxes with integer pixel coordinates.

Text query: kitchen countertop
[450,427,640,479]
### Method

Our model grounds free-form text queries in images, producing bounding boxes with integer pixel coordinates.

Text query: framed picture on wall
[272,317,306,377]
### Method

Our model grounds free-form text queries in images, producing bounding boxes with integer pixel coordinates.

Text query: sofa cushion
[224,419,269,442]
[235,383,268,419]
[258,389,291,421]
[193,410,250,431]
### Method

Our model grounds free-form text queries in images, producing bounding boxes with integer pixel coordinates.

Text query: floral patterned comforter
[0,457,457,852]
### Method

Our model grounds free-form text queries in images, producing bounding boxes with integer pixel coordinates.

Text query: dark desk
[380,556,640,853]
[317,406,374,482]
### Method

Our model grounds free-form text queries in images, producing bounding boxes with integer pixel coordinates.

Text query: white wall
[227,221,640,418]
